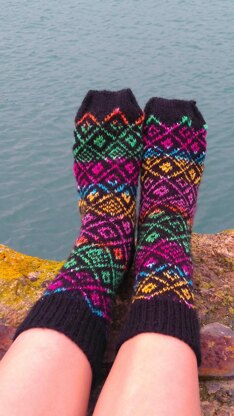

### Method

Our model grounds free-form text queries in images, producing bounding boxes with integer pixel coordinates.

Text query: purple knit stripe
[74,158,141,188]
[139,177,200,222]
[81,213,134,244]
[47,271,112,320]
[134,239,192,276]
[144,123,207,152]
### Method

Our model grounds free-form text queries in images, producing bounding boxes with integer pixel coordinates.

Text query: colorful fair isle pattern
[117,98,207,366]
[12,90,144,374]
[134,113,207,307]
[44,107,144,321]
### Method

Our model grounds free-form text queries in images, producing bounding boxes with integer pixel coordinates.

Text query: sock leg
[117,97,207,366]
[13,89,144,376]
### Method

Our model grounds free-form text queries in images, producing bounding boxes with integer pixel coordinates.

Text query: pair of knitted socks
[13,89,207,377]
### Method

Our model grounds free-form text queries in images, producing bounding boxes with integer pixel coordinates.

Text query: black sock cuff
[12,292,107,377]
[75,88,143,123]
[144,97,206,129]
[116,298,202,367]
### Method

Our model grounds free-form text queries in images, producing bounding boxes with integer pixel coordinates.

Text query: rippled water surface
[1,0,234,259]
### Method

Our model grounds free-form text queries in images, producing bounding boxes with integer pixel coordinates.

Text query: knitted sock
[117,97,207,366]
[13,89,144,375]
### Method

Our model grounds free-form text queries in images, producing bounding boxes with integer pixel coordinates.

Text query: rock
[0,244,64,327]
[0,324,15,360]
[206,379,234,396]
[201,401,233,416]
[200,378,234,415]
[0,230,234,414]
[200,323,234,378]
[191,232,234,331]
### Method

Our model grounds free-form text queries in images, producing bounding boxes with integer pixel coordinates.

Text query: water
[1,0,234,260]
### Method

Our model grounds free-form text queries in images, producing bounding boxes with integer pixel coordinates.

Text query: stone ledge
[0,231,234,415]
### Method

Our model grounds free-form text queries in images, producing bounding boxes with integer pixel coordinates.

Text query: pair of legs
[0,329,200,415]
[0,89,207,415]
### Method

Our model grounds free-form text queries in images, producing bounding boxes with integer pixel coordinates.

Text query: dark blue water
[1,0,233,260]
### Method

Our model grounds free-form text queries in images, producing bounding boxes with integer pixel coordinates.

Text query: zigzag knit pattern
[44,98,143,321]
[117,98,207,366]
[12,89,144,375]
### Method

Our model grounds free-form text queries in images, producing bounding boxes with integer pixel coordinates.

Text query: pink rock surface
[0,324,15,360]
[200,323,234,378]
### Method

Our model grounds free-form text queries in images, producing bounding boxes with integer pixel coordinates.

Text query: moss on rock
[0,244,63,326]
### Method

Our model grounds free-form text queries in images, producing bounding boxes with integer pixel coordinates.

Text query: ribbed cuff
[116,298,202,367]
[12,292,107,377]
[144,97,206,129]
[75,88,143,123]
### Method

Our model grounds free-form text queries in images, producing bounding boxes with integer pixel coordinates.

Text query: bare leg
[93,97,207,416]
[93,333,201,416]
[0,328,92,416]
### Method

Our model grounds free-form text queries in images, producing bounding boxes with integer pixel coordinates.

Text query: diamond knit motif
[117,98,207,367]
[43,107,144,321]
[135,110,207,310]
[140,115,206,223]
[12,89,144,375]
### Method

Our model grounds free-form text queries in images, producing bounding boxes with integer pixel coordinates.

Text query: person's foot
[117,97,207,366]
[13,89,144,375]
